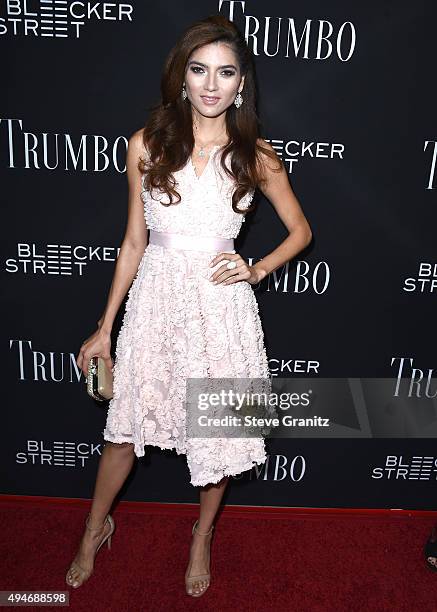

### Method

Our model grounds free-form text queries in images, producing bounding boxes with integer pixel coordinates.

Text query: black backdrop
[2,1,437,509]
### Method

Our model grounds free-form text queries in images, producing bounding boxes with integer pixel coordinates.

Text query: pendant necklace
[194,129,227,158]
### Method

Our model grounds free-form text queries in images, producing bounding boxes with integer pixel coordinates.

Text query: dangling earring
[182,84,187,100]
[234,91,243,108]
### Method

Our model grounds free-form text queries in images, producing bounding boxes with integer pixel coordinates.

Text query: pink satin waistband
[148,229,235,253]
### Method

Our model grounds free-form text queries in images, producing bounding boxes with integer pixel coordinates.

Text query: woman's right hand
[76,327,113,378]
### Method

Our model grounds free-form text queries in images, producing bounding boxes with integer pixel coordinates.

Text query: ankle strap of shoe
[85,513,108,531]
[192,519,214,536]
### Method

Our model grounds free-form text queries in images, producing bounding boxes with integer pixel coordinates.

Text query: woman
[65,15,312,597]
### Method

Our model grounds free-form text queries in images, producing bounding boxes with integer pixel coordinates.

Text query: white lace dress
[102,145,272,486]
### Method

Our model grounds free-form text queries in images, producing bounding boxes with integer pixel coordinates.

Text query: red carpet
[1,497,437,612]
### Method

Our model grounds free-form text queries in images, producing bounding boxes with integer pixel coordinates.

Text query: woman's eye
[190,66,236,77]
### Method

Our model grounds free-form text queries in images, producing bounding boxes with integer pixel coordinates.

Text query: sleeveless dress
[102,144,272,486]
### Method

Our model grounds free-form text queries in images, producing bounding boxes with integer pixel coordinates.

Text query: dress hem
[102,431,266,487]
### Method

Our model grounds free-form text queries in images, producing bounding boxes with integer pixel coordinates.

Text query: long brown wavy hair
[139,14,281,213]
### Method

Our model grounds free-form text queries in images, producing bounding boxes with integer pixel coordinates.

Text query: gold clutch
[86,356,113,401]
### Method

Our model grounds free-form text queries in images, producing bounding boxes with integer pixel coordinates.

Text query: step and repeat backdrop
[2,1,436,509]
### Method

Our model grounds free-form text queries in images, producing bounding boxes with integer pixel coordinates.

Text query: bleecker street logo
[265,137,345,174]
[5,243,120,275]
[371,455,437,481]
[0,1,134,39]
[16,440,101,465]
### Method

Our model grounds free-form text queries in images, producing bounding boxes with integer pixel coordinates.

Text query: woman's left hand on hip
[209,251,261,286]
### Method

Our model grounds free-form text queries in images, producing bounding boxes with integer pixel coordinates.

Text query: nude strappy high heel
[65,513,115,588]
[185,519,214,597]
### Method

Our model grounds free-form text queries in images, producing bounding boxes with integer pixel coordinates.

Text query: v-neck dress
[102,145,272,487]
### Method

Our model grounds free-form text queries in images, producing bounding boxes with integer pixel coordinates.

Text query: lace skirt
[102,241,271,487]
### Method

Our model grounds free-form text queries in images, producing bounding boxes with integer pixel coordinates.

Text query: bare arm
[252,138,312,282]
[97,128,149,332]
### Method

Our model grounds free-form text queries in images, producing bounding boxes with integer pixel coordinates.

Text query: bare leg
[197,476,229,532]
[66,441,135,587]
[186,475,229,595]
